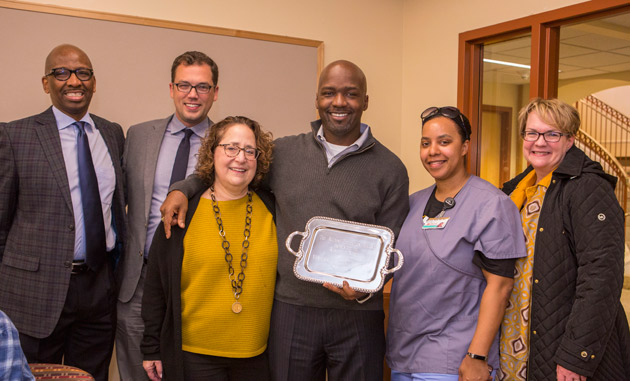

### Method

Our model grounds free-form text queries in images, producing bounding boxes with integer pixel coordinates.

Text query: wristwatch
[466,352,488,361]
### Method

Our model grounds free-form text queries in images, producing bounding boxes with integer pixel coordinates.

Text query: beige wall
[23,0,405,154]
[401,0,586,191]
[594,85,630,117]
[559,70,630,105]
[26,0,587,192]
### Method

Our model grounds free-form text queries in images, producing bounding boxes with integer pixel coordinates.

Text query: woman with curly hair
[141,116,277,380]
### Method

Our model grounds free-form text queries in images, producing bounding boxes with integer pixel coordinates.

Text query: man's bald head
[44,44,92,74]
[318,60,367,94]
[42,44,96,121]
[315,60,369,145]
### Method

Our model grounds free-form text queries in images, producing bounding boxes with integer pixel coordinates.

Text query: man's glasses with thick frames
[173,82,214,94]
[46,67,94,81]
[218,143,259,160]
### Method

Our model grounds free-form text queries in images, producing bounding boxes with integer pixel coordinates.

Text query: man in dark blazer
[0,44,125,381]
[116,51,218,380]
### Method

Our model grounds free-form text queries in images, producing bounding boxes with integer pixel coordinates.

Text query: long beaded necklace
[210,186,253,314]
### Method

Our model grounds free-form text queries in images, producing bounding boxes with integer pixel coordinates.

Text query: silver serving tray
[286,216,403,293]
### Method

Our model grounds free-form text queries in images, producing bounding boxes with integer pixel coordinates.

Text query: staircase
[574,95,629,214]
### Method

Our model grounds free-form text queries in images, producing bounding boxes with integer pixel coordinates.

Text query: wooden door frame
[458,0,630,175]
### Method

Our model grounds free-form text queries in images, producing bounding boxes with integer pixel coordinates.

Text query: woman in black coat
[498,98,630,380]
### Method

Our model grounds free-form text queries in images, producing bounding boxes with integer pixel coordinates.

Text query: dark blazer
[0,107,126,338]
[140,190,202,381]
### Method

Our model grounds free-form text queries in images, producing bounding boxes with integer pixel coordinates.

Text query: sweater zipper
[326,142,376,172]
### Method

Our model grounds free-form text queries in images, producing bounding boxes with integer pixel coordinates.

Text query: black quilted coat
[502,146,630,380]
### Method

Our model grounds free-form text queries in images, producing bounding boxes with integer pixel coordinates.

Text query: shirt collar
[316,123,370,148]
[509,168,554,209]
[52,106,95,131]
[169,115,209,138]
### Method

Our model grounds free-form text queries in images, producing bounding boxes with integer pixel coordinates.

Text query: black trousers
[20,261,116,381]
[183,350,270,381]
[268,299,385,381]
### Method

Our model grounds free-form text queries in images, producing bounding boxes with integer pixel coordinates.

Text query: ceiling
[483,12,630,85]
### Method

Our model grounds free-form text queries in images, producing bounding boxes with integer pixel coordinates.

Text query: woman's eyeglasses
[218,144,259,160]
[421,106,470,140]
[421,106,464,124]
[521,130,566,142]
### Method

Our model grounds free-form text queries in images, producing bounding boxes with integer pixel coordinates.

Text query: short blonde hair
[518,98,580,136]
[195,116,274,189]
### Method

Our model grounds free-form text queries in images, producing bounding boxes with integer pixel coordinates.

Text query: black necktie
[169,128,195,186]
[75,122,107,270]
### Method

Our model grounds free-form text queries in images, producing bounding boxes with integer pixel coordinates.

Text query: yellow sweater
[181,193,277,358]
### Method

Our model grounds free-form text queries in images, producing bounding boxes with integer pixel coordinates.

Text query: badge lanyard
[422,197,456,230]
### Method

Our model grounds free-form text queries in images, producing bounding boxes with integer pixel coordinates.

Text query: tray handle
[382,248,404,274]
[285,231,307,257]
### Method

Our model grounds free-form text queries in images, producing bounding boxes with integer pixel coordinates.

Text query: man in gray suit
[116,51,219,380]
[0,44,126,381]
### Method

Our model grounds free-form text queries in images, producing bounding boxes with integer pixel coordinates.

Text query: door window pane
[481,35,531,187]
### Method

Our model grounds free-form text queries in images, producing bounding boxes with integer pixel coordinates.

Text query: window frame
[457,0,630,174]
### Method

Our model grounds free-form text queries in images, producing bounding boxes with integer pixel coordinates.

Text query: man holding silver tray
[161,60,409,380]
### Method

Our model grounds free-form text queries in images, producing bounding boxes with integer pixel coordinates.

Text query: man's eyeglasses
[173,82,214,94]
[46,67,94,81]
[218,144,259,160]
[521,130,567,142]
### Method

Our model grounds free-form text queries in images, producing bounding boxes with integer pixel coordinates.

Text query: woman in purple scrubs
[386,107,526,381]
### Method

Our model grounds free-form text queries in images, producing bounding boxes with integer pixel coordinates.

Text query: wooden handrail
[575,129,628,213]
[576,96,630,166]
[583,95,630,134]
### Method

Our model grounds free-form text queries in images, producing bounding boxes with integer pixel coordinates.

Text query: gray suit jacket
[0,107,126,338]
[118,116,171,303]
[120,115,212,303]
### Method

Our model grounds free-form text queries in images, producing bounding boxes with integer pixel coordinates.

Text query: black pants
[268,300,385,381]
[183,350,270,381]
[20,261,116,381]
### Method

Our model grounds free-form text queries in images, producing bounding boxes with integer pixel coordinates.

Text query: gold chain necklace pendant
[210,187,253,314]
[232,301,243,314]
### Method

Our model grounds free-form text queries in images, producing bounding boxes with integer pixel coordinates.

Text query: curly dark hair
[195,116,273,189]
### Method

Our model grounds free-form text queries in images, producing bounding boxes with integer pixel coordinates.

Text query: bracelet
[466,352,488,361]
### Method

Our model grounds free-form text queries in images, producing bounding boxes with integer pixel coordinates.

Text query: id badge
[422,216,450,229]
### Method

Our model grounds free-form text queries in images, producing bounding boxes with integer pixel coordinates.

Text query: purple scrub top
[386,175,526,375]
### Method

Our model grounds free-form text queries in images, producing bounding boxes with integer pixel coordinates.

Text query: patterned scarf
[498,170,553,380]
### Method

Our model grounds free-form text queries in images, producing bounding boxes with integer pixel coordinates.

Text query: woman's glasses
[421,106,470,140]
[521,130,566,142]
[218,144,259,160]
